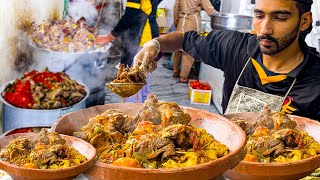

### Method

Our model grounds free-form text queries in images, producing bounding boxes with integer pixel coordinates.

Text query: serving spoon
[106,53,150,102]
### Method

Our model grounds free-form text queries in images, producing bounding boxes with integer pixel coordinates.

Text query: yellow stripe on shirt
[126,2,141,9]
[140,0,152,15]
[139,19,152,46]
[251,58,288,85]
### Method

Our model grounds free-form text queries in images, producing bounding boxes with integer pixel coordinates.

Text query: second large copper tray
[224,112,320,180]
[51,103,247,180]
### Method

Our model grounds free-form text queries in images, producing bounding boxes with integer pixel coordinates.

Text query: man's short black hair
[296,1,312,17]
[295,1,313,39]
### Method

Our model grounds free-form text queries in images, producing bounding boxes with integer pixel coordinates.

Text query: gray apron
[225,58,297,114]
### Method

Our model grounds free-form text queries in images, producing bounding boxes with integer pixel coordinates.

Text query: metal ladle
[106,82,146,100]
[106,50,150,101]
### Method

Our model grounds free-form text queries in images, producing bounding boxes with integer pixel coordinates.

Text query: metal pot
[211,13,253,31]
[0,81,89,133]
[28,43,109,107]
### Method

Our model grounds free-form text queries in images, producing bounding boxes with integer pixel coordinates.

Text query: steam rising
[0,0,64,85]
[0,0,121,90]
[67,0,98,26]
[67,0,122,35]
[100,0,122,35]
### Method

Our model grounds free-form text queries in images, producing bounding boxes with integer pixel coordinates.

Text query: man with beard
[134,0,320,120]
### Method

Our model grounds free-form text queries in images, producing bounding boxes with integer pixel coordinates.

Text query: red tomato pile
[27,70,63,89]
[189,80,211,90]
[4,80,33,108]
[3,70,63,108]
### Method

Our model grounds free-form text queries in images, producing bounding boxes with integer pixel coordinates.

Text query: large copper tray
[224,112,320,180]
[51,103,247,180]
[0,132,97,180]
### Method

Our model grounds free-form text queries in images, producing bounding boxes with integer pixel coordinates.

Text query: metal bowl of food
[0,70,89,132]
[28,42,110,107]
[51,94,247,180]
[27,18,112,107]
[223,112,320,180]
[211,13,253,31]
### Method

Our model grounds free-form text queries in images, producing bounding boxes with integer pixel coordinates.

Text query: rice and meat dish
[0,129,87,169]
[231,106,320,163]
[301,168,320,179]
[74,94,229,168]
[2,68,87,109]
[112,64,146,84]
[28,18,95,52]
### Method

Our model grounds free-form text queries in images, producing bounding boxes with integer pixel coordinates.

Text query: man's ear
[300,12,312,32]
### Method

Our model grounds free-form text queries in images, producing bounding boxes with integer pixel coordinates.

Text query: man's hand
[95,33,116,45]
[134,39,161,73]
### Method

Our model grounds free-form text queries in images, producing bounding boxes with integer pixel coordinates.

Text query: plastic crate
[188,80,212,105]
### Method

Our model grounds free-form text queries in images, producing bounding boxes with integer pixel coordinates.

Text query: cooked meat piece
[274,129,303,148]
[122,94,162,132]
[251,105,275,130]
[271,112,297,130]
[134,135,176,160]
[230,117,254,135]
[161,124,199,150]
[122,94,191,132]
[135,94,162,124]
[231,106,297,135]
[122,118,140,133]
[34,129,66,146]
[16,137,33,150]
[113,64,146,83]
[31,150,58,166]
[77,109,129,139]
[33,129,50,145]
[83,125,125,154]
[252,138,285,156]
[117,64,125,80]
[50,144,70,158]
[100,109,128,132]
[158,102,192,127]
[90,132,108,147]
[253,106,297,131]
[139,107,162,125]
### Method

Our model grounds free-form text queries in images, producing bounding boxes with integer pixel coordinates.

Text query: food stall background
[199,0,320,113]
[0,0,65,85]
[0,0,66,134]
[0,0,122,134]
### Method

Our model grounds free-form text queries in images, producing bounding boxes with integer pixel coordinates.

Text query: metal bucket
[0,81,89,133]
[211,13,253,31]
[28,43,109,107]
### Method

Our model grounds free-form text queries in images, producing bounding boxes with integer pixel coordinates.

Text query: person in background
[95,0,162,67]
[172,0,218,83]
[95,0,162,102]
[134,0,320,120]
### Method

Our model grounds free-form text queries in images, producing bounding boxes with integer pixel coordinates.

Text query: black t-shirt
[182,30,320,120]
